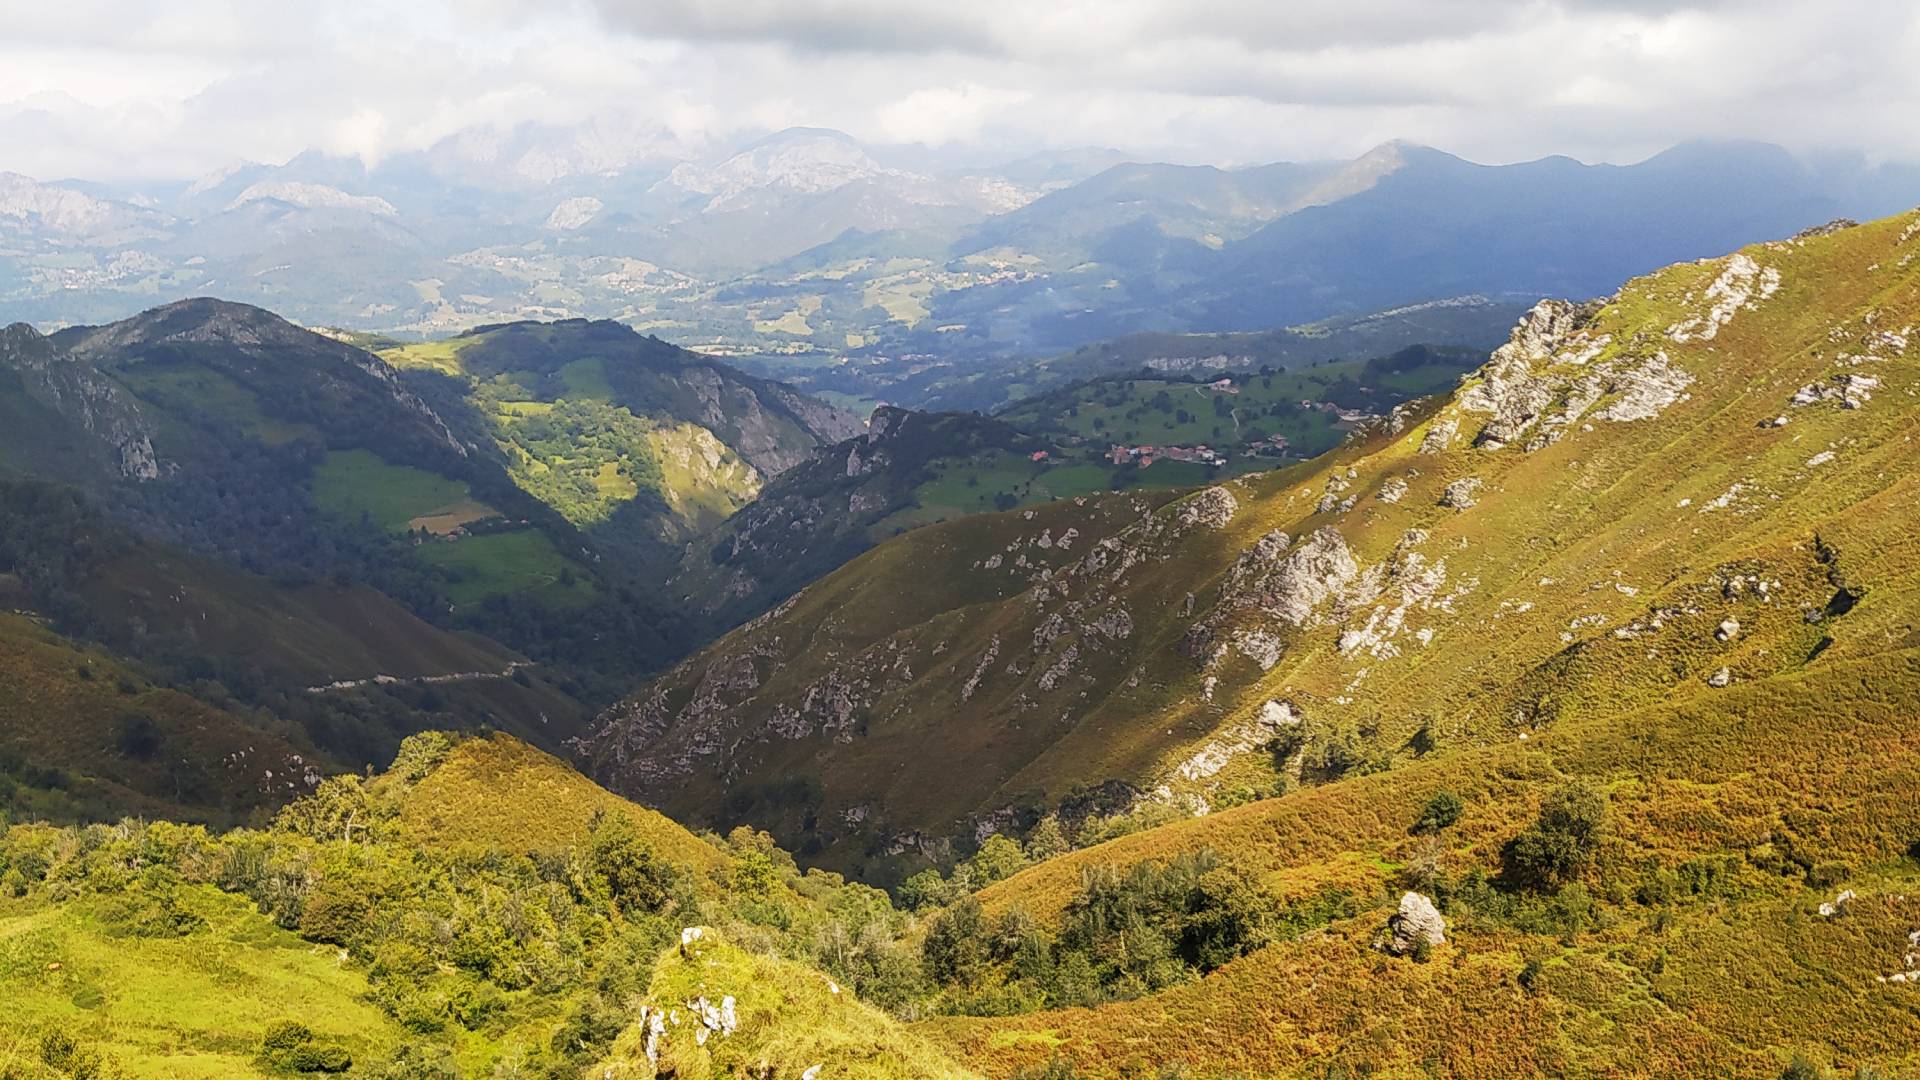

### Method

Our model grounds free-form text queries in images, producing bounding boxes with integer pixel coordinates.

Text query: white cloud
[876,85,1030,146]
[0,0,1915,182]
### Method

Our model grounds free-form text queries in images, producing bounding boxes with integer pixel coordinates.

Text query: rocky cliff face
[672,362,863,477]
[0,321,159,480]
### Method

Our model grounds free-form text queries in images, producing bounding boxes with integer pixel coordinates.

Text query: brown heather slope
[930,645,1920,1076]
[0,613,314,823]
[584,209,1920,887]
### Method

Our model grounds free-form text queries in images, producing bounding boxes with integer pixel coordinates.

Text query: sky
[2,0,1917,182]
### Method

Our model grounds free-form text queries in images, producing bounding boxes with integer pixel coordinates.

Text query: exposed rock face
[1453,297,1693,452]
[676,365,861,476]
[1458,300,1598,446]
[1173,699,1301,782]
[1386,891,1447,955]
[1666,253,1781,343]
[1174,485,1239,530]
[1419,416,1458,454]
[1225,527,1369,628]
[1185,526,1383,666]
[0,322,160,480]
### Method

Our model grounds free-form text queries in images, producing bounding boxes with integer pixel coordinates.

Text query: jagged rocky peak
[1,318,160,480]
[1,319,50,353]
[1452,285,1698,452]
[865,404,914,441]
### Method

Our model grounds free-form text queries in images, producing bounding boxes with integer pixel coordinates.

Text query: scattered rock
[1793,219,1857,240]
[1441,477,1483,509]
[1386,891,1447,955]
[1793,373,1879,409]
[1419,416,1459,454]
[1715,619,1740,642]
[1707,667,1731,688]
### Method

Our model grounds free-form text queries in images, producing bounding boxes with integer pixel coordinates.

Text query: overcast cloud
[1,0,1915,182]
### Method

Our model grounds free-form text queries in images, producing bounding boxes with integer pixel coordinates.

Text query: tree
[1024,816,1071,862]
[969,835,1030,887]
[587,811,677,914]
[923,896,988,985]
[899,868,956,910]
[273,776,381,843]
[1507,782,1608,888]
[730,848,779,898]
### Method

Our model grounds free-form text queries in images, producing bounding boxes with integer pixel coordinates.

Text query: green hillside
[581,209,1920,895]
[1000,345,1480,459]
[378,318,861,561]
[0,734,940,1079]
[0,612,311,826]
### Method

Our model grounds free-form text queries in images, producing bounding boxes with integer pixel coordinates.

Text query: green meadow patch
[309,449,491,534]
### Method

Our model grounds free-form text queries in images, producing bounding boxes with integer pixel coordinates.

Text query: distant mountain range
[5,131,1915,374]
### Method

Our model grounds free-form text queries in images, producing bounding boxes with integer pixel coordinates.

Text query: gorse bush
[259,1021,351,1074]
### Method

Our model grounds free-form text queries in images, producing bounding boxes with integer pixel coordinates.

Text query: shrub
[1805,861,1851,890]
[38,1026,113,1080]
[115,713,162,760]
[1518,958,1544,992]
[1413,791,1464,834]
[259,1021,351,1073]
[1505,782,1608,889]
[1780,1054,1827,1080]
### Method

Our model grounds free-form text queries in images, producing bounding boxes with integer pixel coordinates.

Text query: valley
[5,21,1920,1074]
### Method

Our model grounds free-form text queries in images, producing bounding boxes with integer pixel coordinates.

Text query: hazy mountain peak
[658,127,904,210]
[224,180,397,216]
[181,159,262,199]
[1293,140,1425,206]
[0,172,141,235]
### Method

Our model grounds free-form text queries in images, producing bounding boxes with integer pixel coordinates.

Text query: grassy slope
[0,614,310,824]
[598,931,980,1079]
[390,733,727,872]
[585,485,1199,879]
[586,209,1920,880]
[82,544,517,687]
[999,350,1475,460]
[0,887,404,1078]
